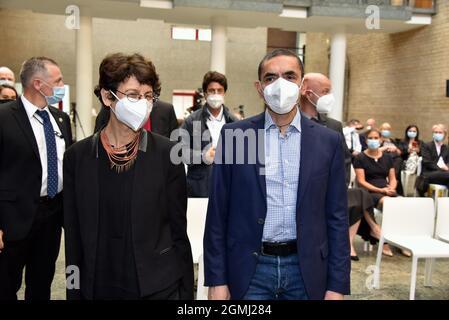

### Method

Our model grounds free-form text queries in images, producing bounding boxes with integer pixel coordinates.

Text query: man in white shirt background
[180,71,239,197]
[343,119,364,157]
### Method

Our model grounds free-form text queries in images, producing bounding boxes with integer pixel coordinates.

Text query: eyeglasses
[115,90,159,103]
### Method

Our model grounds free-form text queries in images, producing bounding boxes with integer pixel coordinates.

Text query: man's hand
[0,230,4,253]
[203,146,216,165]
[208,285,231,300]
[324,290,344,300]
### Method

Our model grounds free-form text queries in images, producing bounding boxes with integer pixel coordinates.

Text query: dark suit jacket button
[252,252,259,257]
[258,218,264,225]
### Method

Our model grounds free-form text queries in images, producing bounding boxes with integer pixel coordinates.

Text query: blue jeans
[242,253,308,300]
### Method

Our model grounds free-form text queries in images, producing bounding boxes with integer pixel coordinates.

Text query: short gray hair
[20,57,59,88]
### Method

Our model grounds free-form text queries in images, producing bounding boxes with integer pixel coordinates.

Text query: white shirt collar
[207,107,224,121]
[21,95,49,120]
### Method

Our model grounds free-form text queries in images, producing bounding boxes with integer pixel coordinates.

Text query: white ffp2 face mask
[263,77,300,115]
[309,91,335,114]
[207,94,224,109]
[110,91,152,131]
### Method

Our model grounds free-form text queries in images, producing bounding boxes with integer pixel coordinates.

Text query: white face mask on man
[262,77,300,115]
[207,94,224,109]
[308,91,335,114]
[110,90,152,131]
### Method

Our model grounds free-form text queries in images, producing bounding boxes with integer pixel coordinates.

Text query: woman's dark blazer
[63,129,194,300]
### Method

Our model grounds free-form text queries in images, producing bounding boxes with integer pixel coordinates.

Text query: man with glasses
[0,57,73,300]
[180,71,239,197]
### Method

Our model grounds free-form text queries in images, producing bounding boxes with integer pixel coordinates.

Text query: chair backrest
[382,197,435,237]
[196,254,208,300]
[436,198,449,238]
[187,198,209,264]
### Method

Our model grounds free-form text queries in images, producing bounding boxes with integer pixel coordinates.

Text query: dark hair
[0,84,18,99]
[202,71,228,93]
[20,56,59,88]
[404,124,420,142]
[94,53,161,105]
[258,48,304,81]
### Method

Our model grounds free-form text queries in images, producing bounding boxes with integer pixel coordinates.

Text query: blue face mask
[433,133,445,143]
[367,139,380,150]
[381,130,391,138]
[407,131,417,139]
[40,81,65,105]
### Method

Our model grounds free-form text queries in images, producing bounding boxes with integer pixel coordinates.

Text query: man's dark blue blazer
[203,111,350,300]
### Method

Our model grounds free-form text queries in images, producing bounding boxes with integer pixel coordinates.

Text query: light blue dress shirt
[262,107,301,242]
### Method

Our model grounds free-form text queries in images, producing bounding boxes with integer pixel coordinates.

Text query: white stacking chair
[436,198,449,243]
[373,197,449,300]
[196,254,208,300]
[186,198,208,264]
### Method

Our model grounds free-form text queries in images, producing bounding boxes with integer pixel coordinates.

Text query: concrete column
[210,17,227,74]
[75,15,93,139]
[328,32,347,122]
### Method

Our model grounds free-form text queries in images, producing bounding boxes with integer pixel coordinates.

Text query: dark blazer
[203,112,350,300]
[63,130,194,300]
[317,113,352,186]
[398,139,423,161]
[421,141,449,174]
[0,98,72,241]
[180,104,239,197]
[94,100,179,138]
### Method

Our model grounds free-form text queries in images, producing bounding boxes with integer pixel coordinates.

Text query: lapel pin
[59,117,63,123]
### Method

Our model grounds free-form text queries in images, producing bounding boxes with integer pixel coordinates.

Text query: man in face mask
[204,49,349,301]
[0,57,73,300]
[180,71,238,198]
[300,73,352,184]
[0,66,15,87]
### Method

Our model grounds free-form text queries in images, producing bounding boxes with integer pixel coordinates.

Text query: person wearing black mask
[0,84,18,104]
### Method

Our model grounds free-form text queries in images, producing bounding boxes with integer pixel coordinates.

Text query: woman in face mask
[63,53,194,300]
[398,125,423,174]
[0,84,18,104]
[353,129,397,257]
[420,124,449,191]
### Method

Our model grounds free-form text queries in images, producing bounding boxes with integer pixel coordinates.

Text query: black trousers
[0,196,62,300]
[426,171,449,187]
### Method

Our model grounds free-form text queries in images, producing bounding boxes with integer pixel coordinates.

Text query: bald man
[299,73,352,185]
[0,67,15,87]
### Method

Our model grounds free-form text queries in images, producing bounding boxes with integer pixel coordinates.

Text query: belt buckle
[261,244,276,257]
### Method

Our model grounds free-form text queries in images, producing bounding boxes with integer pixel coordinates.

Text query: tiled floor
[18,236,449,300]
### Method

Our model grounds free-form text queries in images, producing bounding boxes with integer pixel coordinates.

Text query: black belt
[261,241,297,257]
[39,192,63,204]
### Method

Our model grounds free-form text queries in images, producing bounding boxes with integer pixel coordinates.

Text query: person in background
[0,57,73,300]
[63,53,193,300]
[299,72,352,185]
[379,122,403,195]
[0,66,15,87]
[180,71,238,197]
[353,129,403,257]
[343,119,364,158]
[421,124,449,188]
[398,125,423,174]
[0,84,18,103]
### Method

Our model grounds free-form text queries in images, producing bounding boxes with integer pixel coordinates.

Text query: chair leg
[374,237,384,289]
[424,258,435,287]
[410,257,418,300]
